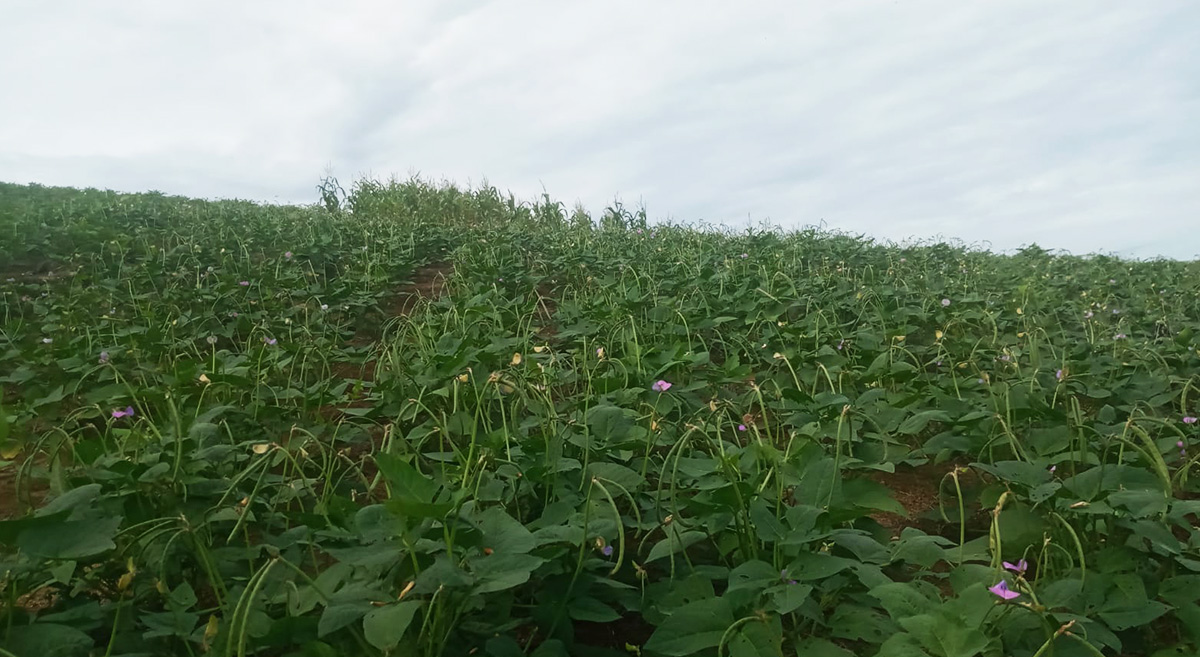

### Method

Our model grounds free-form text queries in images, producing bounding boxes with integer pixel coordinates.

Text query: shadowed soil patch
[867,461,981,536]
[0,456,48,520]
[534,282,559,340]
[344,261,454,375]
[573,614,656,650]
[384,261,454,318]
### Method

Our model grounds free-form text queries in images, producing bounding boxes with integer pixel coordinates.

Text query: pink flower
[1003,559,1028,575]
[284,251,293,259]
[738,424,747,432]
[941,298,951,307]
[989,580,1020,600]
[111,406,135,419]
[1184,417,1198,425]
[651,380,672,393]
[239,281,250,287]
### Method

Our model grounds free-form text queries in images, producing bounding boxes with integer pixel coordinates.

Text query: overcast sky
[2,2,1197,258]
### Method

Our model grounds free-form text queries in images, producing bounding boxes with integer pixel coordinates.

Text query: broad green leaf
[374,453,437,503]
[875,633,933,657]
[472,507,536,554]
[472,554,545,594]
[899,612,991,657]
[568,596,621,622]
[727,615,783,657]
[897,411,952,436]
[1097,601,1171,631]
[644,597,735,656]
[784,552,856,581]
[363,600,421,651]
[843,478,908,516]
[646,528,706,563]
[318,601,372,638]
[727,560,780,592]
[18,516,121,559]
[3,622,94,657]
[36,483,102,516]
[1107,489,1168,517]
[870,582,935,620]
[587,461,645,492]
[769,583,812,615]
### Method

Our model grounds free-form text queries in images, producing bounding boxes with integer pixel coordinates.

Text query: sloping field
[2,179,1200,656]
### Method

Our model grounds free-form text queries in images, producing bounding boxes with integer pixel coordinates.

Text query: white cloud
[2,0,1197,257]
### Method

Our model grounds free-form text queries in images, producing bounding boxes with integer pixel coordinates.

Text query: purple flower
[637,229,643,234]
[284,251,293,259]
[111,406,135,419]
[263,337,277,345]
[1084,311,1094,319]
[1184,417,1197,425]
[602,545,614,557]
[740,253,748,259]
[1056,369,1064,382]
[1177,441,1185,448]
[989,580,1020,600]
[1049,465,1056,474]
[239,281,249,287]
[941,298,951,307]
[649,232,656,238]
[1003,559,1028,575]
[738,424,747,432]
[1112,309,1120,315]
[98,351,110,364]
[1115,333,1127,340]
[651,380,672,393]
[836,339,845,350]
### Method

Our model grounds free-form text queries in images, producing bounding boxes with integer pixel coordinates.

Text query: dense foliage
[2,178,1200,657]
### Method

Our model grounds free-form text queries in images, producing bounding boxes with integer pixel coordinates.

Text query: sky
[2,1,1198,259]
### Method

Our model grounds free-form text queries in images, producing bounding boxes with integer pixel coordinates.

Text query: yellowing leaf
[251,443,270,454]
[0,440,21,459]
[203,615,219,650]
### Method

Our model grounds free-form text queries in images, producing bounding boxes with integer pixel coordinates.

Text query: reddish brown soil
[340,261,453,381]
[0,456,48,520]
[534,282,558,340]
[867,461,975,535]
[573,614,656,649]
[384,261,454,318]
